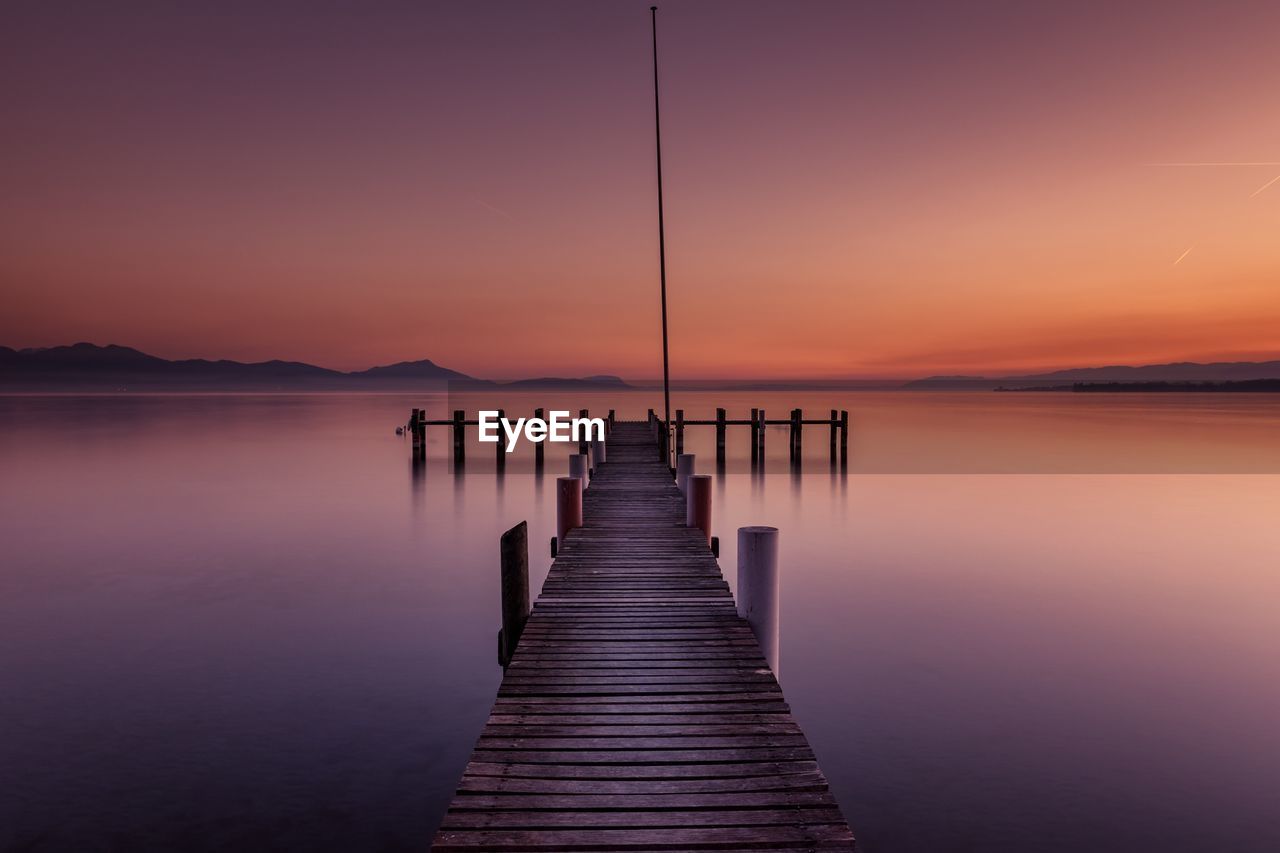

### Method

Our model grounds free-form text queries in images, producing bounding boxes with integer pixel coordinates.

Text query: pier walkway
[431,421,856,851]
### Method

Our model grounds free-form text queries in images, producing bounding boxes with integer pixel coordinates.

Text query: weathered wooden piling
[841,409,849,466]
[568,453,589,489]
[715,407,727,464]
[452,409,465,465]
[675,408,684,455]
[738,525,780,676]
[496,521,529,668]
[758,407,767,459]
[789,408,803,463]
[533,407,545,468]
[686,473,712,544]
[750,407,759,464]
[830,408,839,464]
[495,408,505,469]
[796,408,804,461]
[577,408,590,454]
[676,452,695,494]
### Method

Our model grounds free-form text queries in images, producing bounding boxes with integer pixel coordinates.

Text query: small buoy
[395,426,404,435]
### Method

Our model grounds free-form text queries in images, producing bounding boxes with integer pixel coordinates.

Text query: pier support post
[569,453,589,490]
[789,409,802,464]
[686,474,712,545]
[738,526,780,676]
[590,438,606,471]
[758,408,766,460]
[496,408,506,470]
[497,521,529,668]
[750,408,759,465]
[676,453,695,494]
[556,477,583,543]
[411,408,422,456]
[840,410,849,466]
[578,409,590,454]
[675,409,684,455]
[829,409,838,464]
[453,410,465,466]
[607,409,615,431]
[715,408,726,465]
[796,408,804,461]
[534,408,545,469]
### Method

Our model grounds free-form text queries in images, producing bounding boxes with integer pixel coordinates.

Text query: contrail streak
[1250,173,1280,197]
[1150,162,1280,167]
[474,200,512,220]
[1151,159,1278,266]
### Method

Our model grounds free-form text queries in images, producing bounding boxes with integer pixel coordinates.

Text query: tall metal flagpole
[650,6,672,465]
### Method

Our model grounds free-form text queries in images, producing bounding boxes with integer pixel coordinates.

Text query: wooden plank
[459,761,823,780]
[431,421,855,850]
[440,805,847,828]
[434,824,856,851]
[456,772,828,794]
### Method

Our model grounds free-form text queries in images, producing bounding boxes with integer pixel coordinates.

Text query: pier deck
[431,422,856,851]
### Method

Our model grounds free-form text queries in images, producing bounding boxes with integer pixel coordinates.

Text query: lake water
[2,391,1278,852]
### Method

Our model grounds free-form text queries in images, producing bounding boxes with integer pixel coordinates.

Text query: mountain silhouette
[0,343,630,391]
[347,358,471,382]
[906,359,1280,389]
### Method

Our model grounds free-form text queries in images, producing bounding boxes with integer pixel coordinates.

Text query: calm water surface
[2,392,1278,852]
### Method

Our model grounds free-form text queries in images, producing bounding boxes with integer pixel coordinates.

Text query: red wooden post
[556,476,583,543]
[686,474,712,545]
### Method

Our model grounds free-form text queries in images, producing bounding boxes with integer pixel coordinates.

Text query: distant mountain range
[0,343,631,391]
[6,343,1277,392]
[905,359,1280,390]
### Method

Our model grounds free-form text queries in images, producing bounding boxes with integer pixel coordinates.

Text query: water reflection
[409,454,426,501]
[1,393,1277,853]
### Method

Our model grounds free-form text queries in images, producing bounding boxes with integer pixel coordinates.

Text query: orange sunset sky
[2,1,1279,379]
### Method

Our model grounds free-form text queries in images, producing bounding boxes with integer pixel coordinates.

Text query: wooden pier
[408,408,850,467]
[431,421,856,851]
